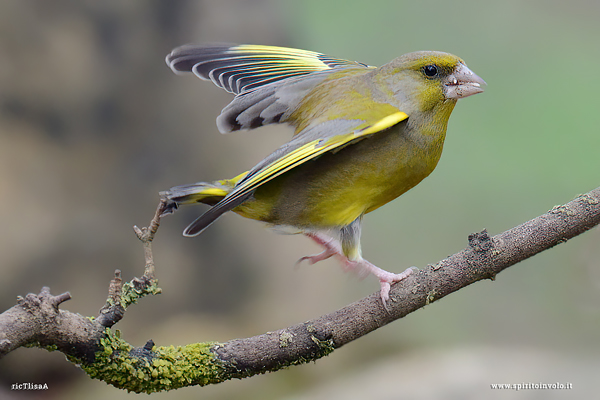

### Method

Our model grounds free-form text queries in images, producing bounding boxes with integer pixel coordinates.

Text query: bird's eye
[423,65,438,77]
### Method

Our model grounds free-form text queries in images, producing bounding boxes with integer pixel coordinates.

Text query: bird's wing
[166,43,371,95]
[167,44,374,133]
[183,107,408,236]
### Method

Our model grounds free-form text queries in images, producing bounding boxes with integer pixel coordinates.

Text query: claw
[379,281,392,308]
[343,259,414,308]
[373,266,414,309]
[295,249,336,267]
[159,199,178,217]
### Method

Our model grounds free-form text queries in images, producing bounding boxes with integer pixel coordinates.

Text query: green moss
[68,318,337,393]
[72,328,226,393]
[309,336,335,356]
[118,279,162,309]
[25,342,58,352]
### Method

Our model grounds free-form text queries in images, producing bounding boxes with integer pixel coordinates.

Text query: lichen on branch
[0,187,599,393]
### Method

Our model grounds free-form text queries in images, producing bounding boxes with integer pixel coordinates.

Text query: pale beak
[445,63,486,99]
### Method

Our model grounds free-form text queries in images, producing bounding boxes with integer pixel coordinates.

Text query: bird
[161,43,485,307]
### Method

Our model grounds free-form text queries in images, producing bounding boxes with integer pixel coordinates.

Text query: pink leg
[295,232,342,265]
[299,232,414,308]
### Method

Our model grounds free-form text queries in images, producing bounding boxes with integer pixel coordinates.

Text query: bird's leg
[299,231,414,308]
[297,232,365,274]
[296,232,342,265]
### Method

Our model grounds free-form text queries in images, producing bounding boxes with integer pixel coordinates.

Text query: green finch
[162,44,485,307]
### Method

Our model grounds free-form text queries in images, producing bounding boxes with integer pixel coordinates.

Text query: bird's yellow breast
[234,110,453,229]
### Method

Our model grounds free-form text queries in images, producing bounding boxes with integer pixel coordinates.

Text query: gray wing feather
[166,44,371,133]
[216,72,331,133]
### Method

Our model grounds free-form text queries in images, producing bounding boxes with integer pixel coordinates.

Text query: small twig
[51,292,72,307]
[96,270,124,327]
[133,198,168,279]
[97,199,168,327]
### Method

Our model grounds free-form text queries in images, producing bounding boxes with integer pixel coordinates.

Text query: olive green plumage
[162,44,485,305]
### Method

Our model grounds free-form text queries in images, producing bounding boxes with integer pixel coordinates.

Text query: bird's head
[379,51,486,114]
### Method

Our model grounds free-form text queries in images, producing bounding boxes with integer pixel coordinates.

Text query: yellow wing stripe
[234,45,326,58]
[229,44,371,71]
[200,188,229,197]
[221,111,409,206]
[359,111,408,135]
[233,45,368,68]
[217,171,249,186]
[244,138,345,188]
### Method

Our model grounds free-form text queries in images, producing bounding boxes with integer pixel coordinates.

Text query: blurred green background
[1,0,599,399]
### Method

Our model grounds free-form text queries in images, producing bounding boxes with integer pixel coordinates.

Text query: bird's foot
[299,232,414,309]
[346,260,414,309]
[296,248,337,266]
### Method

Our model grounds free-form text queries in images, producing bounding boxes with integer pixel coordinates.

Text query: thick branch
[212,188,600,374]
[0,287,101,363]
[0,187,599,393]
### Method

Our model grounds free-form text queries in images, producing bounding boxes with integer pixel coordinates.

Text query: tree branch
[1,187,599,393]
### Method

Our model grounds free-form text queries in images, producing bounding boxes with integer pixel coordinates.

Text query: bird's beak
[445,63,486,99]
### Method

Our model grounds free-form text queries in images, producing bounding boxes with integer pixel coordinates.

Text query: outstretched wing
[166,44,374,133]
[166,43,371,95]
[183,108,408,236]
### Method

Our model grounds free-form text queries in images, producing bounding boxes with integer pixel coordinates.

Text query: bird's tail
[159,171,248,215]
